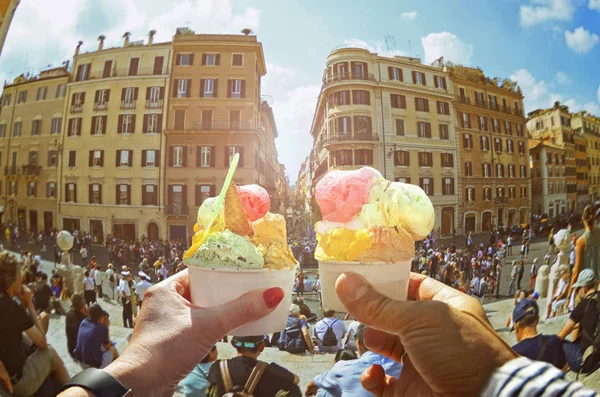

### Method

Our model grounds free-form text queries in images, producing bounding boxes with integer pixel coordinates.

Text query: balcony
[71,67,170,82]
[475,100,488,109]
[121,100,136,110]
[166,205,189,216]
[494,197,509,205]
[323,132,379,146]
[190,120,256,131]
[489,103,500,111]
[22,164,41,176]
[513,108,524,117]
[4,166,20,176]
[146,100,163,109]
[456,96,471,105]
[71,104,83,113]
[502,106,511,114]
[323,72,377,86]
[93,102,108,111]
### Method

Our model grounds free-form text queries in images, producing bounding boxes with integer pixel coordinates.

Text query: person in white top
[314,309,347,353]
[105,264,116,299]
[547,269,570,318]
[93,264,104,299]
[120,271,134,328]
[83,270,96,305]
[135,272,153,309]
[80,246,88,267]
[157,263,168,282]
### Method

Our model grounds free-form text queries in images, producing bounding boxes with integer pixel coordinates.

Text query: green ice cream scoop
[187,230,265,269]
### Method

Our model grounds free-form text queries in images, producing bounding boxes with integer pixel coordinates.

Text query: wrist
[104,352,157,397]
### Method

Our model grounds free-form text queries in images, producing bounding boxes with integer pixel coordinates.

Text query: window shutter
[412,71,417,84]
[200,79,205,98]
[189,54,194,66]
[202,54,207,65]
[210,185,216,197]
[227,80,232,98]
[95,90,100,103]
[240,80,246,98]
[101,116,107,134]
[121,88,126,101]
[186,80,191,98]
[210,147,215,167]
[168,146,174,167]
[182,147,188,167]
[176,54,181,66]
[143,115,148,133]
[172,80,178,97]
[76,120,81,136]
[88,151,93,167]
[425,100,429,112]
[127,185,131,205]
[158,87,163,100]
[196,146,201,167]
[215,54,220,66]
[116,184,120,204]
[239,147,244,167]
[142,150,147,167]
[168,186,173,207]
[118,115,123,134]
[90,117,95,135]
[442,77,447,89]
[422,73,427,86]
[425,123,431,137]
[81,92,86,104]
[89,184,93,204]
[182,185,187,206]
[146,87,151,100]
[74,184,77,203]
[116,150,120,167]
[195,185,201,206]
[128,150,133,166]
[131,115,136,133]
[213,79,218,98]
[434,77,439,88]
[224,146,230,167]
[157,115,163,133]
[391,95,397,108]
[388,67,393,80]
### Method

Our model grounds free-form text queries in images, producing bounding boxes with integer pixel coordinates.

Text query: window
[68,151,76,167]
[507,140,514,153]
[465,161,473,176]
[203,54,219,66]
[483,163,491,177]
[31,120,41,136]
[478,116,488,131]
[228,79,245,98]
[441,153,454,167]
[36,87,47,101]
[494,138,503,153]
[95,89,110,108]
[415,97,429,112]
[413,71,426,85]
[174,110,185,130]
[177,54,193,66]
[436,101,450,115]
[2,94,10,106]
[466,187,475,201]
[419,177,433,195]
[390,94,406,109]
[176,79,189,98]
[17,90,27,104]
[549,183,554,194]
[144,114,161,134]
[51,117,62,135]
[27,181,37,197]
[336,150,353,166]
[496,164,504,178]
[520,165,527,178]
[536,121,543,130]
[475,91,485,106]
[117,184,131,205]
[354,149,373,166]
[66,183,76,202]
[388,67,403,81]
[492,119,500,133]
[352,90,370,105]
[197,146,213,167]
[47,150,58,167]
[461,112,471,128]
[336,117,351,134]
[520,186,527,198]
[142,149,158,167]
[232,54,243,66]
[417,122,432,138]
[394,151,409,166]
[332,91,350,105]
[548,167,553,176]
[47,182,56,198]
[395,119,405,136]
[434,76,447,89]
[122,87,137,106]
[13,121,22,137]
[117,149,132,167]
[509,187,516,199]
[8,181,16,196]
[28,151,38,166]
[68,118,81,136]
[76,63,90,81]
[484,187,492,201]
[226,146,243,167]
[142,184,158,206]
[92,116,106,135]
[481,136,489,151]
[508,164,515,178]
[443,178,455,195]
[89,150,104,167]
[505,121,512,135]
[463,134,473,149]
[88,183,102,204]
[439,124,449,140]
[518,141,525,154]
[128,57,139,76]
[202,79,216,98]
[517,124,524,137]
[0,124,5,138]
[102,60,113,78]
[354,116,372,135]
[118,114,135,134]
[418,152,433,166]
[173,146,184,167]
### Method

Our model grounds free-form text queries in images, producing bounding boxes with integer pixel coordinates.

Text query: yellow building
[572,112,600,203]
[527,102,577,214]
[0,66,69,232]
[59,32,172,243]
[164,33,275,241]
[448,66,530,233]
[310,47,460,235]
[0,0,19,57]
[529,139,567,218]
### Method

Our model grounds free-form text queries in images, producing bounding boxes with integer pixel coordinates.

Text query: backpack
[277,318,307,353]
[579,292,600,375]
[321,319,338,347]
[219,360,267,397]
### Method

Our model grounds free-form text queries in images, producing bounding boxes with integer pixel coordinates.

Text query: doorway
[497,208,504,227]
[441,207,454,235]
[29,210,38,233]
[113,223,136,241]
[147,222,159,240]
[465,214,476,233]
[90,220,104,244]
[482,212,492,232]
[17,208,26,233]
[169,225,187,242]
[63,218,81,233]
[508,210,516,227]
[43,211,53,232]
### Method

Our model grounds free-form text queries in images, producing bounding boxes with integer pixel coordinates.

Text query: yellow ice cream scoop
[315,226,372,262]
[256,238,298,270]
[252,212,287,245]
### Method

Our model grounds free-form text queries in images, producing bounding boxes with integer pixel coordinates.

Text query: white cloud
[590,0,600,10]
[554,71,570,84]
[520,0,576,27]
[400,11,417,20]
[565,26,599,54]
[420,32,474,65]
[510,69,563,111]
[266,63,295,77]
[342,39,407,58]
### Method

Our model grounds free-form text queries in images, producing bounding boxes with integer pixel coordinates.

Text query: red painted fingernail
[263,287,284,309]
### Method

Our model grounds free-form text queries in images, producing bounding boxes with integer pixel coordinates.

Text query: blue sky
[1,0,600,183]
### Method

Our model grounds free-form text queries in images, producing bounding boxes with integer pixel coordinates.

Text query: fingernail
[263,287,284,309]
[340,273,369,302]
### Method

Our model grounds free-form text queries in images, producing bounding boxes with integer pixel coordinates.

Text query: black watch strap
[59,368,133,397]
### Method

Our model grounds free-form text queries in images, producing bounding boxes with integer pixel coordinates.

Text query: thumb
[202,287,285,335]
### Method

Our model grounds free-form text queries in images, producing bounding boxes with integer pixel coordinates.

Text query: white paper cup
[188,266,295,336]
[318,260,411,312]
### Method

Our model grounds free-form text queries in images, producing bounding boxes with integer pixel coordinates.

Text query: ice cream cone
[224,183,252,236]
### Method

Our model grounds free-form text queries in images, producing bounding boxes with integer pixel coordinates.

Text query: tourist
[511,299,567,369]
[295,269,305,298]
[307,324,402,396]
[571,205,600,299]
[79,245,88,267]
[343,320,361,352]
[157,261,168,282]
[135,272,153,309]
[529,258,538,290]
[506,234,513,256]
[83,270,96,306]
[105,263,116,299]
[314,309,346,353]
[94,264,103,299]
[277,304,315,354]
[206,336,302,396]
[65,293,88,360]
[73,303,119,369]
[119,271,134,328]
[507,260,518,296]
[0,252,70,396]
[181,345,218,397]
[517,259,525,290]
[547,269,570,318]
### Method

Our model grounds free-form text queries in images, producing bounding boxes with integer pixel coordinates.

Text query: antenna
[384,35,396,56]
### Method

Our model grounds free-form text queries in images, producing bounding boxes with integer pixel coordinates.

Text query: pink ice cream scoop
[315,167,381,223]
[237,184,271,221]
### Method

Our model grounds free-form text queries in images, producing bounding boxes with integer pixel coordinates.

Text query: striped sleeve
[481,357,597,397]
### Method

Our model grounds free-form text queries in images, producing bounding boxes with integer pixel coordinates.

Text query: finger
[202,287,285,335]
[1,378,12,394]
[360,364,386,397]
[363,328,405,363]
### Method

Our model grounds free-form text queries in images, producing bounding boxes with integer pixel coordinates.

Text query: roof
[529,138,564,151]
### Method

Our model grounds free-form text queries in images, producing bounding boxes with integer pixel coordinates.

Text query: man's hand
[18,285,33,307]
[0,361,12,394]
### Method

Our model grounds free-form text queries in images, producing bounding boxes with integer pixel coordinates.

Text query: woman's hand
[104,269,285,397]
[335,272,517,397]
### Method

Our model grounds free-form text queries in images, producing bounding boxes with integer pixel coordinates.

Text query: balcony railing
[4,166,20,176]
[190,120,256,131]
[72,67,170,82]
[513,108,523,117]
[489,103,500,111]
[121,100,136,109]
[22,164,41,176]
[146,100,163,109]
[502,105,511,114]
[93,102,108,111]
[456,96,471,104]
[323,72,377,86]
[323,133,379,145]
[71,104,83,113]
[475,100,488,109]
[166,205,189,216]
[494,197,509,205]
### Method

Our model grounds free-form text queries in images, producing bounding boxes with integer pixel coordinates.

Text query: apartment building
[309,47,460,235]
[164,33,275,241]
[448,66,530,233]
[574,132,589,211]
[529,139,567,218]
[0,66,69,232]
[527,102,577,213]
[58,33,171,243]
[572,112,600,203]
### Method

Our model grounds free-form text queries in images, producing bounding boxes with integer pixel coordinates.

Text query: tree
[241,28,253,36]
[123,31,131,39]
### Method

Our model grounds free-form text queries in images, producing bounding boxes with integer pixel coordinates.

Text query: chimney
[75,41,83,56]
[148,30,156,46]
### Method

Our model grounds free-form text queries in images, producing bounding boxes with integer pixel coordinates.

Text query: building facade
[527,103,577,213]
[164,33,273,242]
[529,139,567,218]
[573,132,589,211]
[0,66,69,233]
[572,112,600,203]
[448,66,530,233]
[58,33,172,243]
[0,0,19,57]
[310,47,460,235]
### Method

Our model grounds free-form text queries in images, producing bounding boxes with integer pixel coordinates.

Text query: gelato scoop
[252,212,288,244]
[186,230,264,269]
[237,184,271,222]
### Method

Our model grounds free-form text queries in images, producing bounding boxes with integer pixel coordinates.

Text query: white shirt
[94,270,103,285]
[105,269,115,283]
[570,250,576,265]
[343,321,360,351]
[120,280,131,297]
[83,277,95,291]
[314,317,346,353]
[80,247,88,258]
[553,278,567,298]
[135,279,152,301]
[159,266,168,278]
